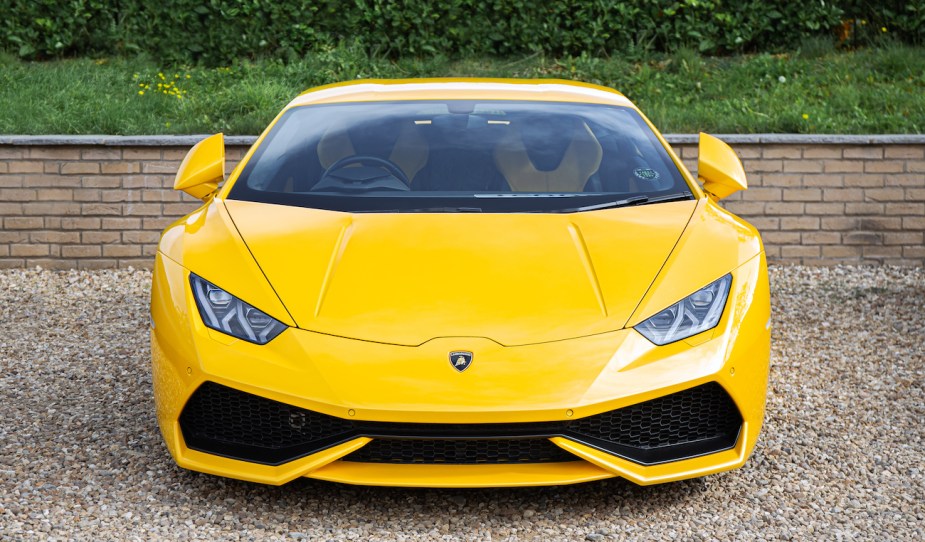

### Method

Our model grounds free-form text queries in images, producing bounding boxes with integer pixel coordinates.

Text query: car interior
[243,104,679,197]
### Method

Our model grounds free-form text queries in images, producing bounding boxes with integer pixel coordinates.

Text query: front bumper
[151,251,770,487]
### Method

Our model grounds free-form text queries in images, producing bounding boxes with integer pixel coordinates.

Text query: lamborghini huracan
[151,78,770,487]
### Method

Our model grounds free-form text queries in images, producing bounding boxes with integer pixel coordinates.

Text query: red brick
[885,174,924,187]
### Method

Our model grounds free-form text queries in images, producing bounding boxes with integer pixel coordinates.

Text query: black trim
[179,382,742,467]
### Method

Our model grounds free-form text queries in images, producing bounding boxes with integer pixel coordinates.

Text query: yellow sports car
[151,78,770,487]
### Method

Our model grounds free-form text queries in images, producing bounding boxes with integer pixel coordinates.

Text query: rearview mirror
[697,133,747,200]
[174,133,225,200]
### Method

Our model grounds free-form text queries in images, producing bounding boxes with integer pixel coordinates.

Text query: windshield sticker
[633,167,660,182]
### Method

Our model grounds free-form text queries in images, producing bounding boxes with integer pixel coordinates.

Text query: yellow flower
[802,114,809,120]
[138,90,144,96]
[185,74,191,79]
[881,27,887,33]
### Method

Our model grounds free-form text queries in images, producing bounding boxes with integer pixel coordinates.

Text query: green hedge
[3,1,923,64]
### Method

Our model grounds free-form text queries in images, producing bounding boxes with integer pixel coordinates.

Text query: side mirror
[174,133,225,200]
[697,132,747,200]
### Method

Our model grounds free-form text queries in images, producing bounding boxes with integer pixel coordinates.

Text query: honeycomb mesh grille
[179,382,741,466]
[179,382,354,463]
[568,382,741,450]
[343,438,577,464]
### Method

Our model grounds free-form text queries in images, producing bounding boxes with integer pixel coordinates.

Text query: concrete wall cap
[2,134,925,147]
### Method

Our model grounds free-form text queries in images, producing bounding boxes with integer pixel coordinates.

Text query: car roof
[286,78,635,109]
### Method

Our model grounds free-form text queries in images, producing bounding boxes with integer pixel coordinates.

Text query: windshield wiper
[556,192,693,213]
[355,206,483,213]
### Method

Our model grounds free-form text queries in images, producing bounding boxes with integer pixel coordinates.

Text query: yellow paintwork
[698,132,748,201]
[153,79,770,487]
[174,133,225,200]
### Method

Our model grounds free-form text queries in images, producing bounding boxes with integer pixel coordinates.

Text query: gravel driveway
[1,265,922,541]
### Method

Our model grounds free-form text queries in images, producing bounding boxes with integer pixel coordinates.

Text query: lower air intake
[179,381,741,466]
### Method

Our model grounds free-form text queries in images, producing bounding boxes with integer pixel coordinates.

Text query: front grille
[179,382,742,466]
[567,382,743,464]
[179,382,354,465]
[343,438,577,464]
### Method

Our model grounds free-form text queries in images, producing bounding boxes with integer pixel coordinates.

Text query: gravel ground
[0,265,923,541]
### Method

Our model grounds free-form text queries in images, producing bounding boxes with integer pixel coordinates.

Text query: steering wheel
[321,155,411,186]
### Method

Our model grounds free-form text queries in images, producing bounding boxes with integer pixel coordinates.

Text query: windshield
[229,100,692,212]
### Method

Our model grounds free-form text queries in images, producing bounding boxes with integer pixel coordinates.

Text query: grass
[1,42,923,135]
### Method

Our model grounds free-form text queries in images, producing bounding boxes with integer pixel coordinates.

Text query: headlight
[635,274,732,345]
[189,274,286,344]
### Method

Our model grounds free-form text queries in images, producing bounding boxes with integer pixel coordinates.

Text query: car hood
[223,199,696,346]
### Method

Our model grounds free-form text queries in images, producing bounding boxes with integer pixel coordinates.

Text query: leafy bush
[1,1,921,64]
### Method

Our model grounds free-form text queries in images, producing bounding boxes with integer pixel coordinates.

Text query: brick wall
[1,135,923,269]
